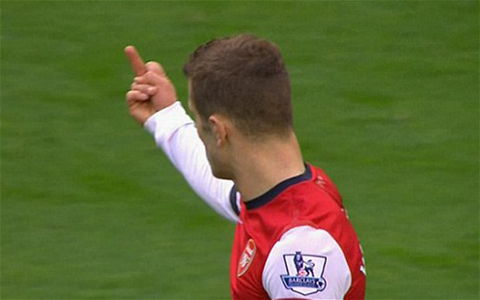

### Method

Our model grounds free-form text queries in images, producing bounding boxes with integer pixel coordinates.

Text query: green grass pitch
[1,1,478,299]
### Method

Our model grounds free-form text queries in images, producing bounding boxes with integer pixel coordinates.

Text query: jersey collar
[245,164,312,210]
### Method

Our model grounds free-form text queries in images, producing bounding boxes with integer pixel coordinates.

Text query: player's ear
[208,115,228,147]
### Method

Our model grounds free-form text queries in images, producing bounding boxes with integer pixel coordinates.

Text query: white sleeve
[262,226,351,299]
[143,101,240,223]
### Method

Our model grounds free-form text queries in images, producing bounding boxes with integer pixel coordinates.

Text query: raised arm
[124,46,240,222]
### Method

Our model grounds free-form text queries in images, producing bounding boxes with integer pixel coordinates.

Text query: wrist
[144,101,193,136]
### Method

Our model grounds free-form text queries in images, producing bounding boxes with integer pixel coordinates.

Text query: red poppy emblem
[237,239,256,277]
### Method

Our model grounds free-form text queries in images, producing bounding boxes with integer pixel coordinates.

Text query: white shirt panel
[144,102,240,223]
[262,226,351,299]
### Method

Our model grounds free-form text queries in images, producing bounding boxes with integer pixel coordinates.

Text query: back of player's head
[183,34,293,138]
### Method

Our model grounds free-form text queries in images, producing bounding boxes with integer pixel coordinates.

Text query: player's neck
[231,132,305,202]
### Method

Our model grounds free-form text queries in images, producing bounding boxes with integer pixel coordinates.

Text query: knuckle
[138,84,148,92]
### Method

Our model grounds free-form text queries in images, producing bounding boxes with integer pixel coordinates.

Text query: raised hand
[125,45,177,124]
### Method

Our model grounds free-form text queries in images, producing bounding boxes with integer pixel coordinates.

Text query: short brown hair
[183,34,292,138]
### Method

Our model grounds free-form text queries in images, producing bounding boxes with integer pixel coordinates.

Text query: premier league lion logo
[281,251,327,296]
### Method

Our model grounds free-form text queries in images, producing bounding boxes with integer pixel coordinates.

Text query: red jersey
[145,104,366,299]
[229,164,366,300]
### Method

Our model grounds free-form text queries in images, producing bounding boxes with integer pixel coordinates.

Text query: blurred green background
[1,1,478,299]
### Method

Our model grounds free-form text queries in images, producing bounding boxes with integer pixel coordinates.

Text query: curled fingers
[126,90,149,102]
[131,83,158,95]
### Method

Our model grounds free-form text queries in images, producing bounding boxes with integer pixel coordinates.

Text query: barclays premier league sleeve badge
[280,251,327,296]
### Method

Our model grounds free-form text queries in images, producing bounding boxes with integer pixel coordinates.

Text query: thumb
[146,61,166,76]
